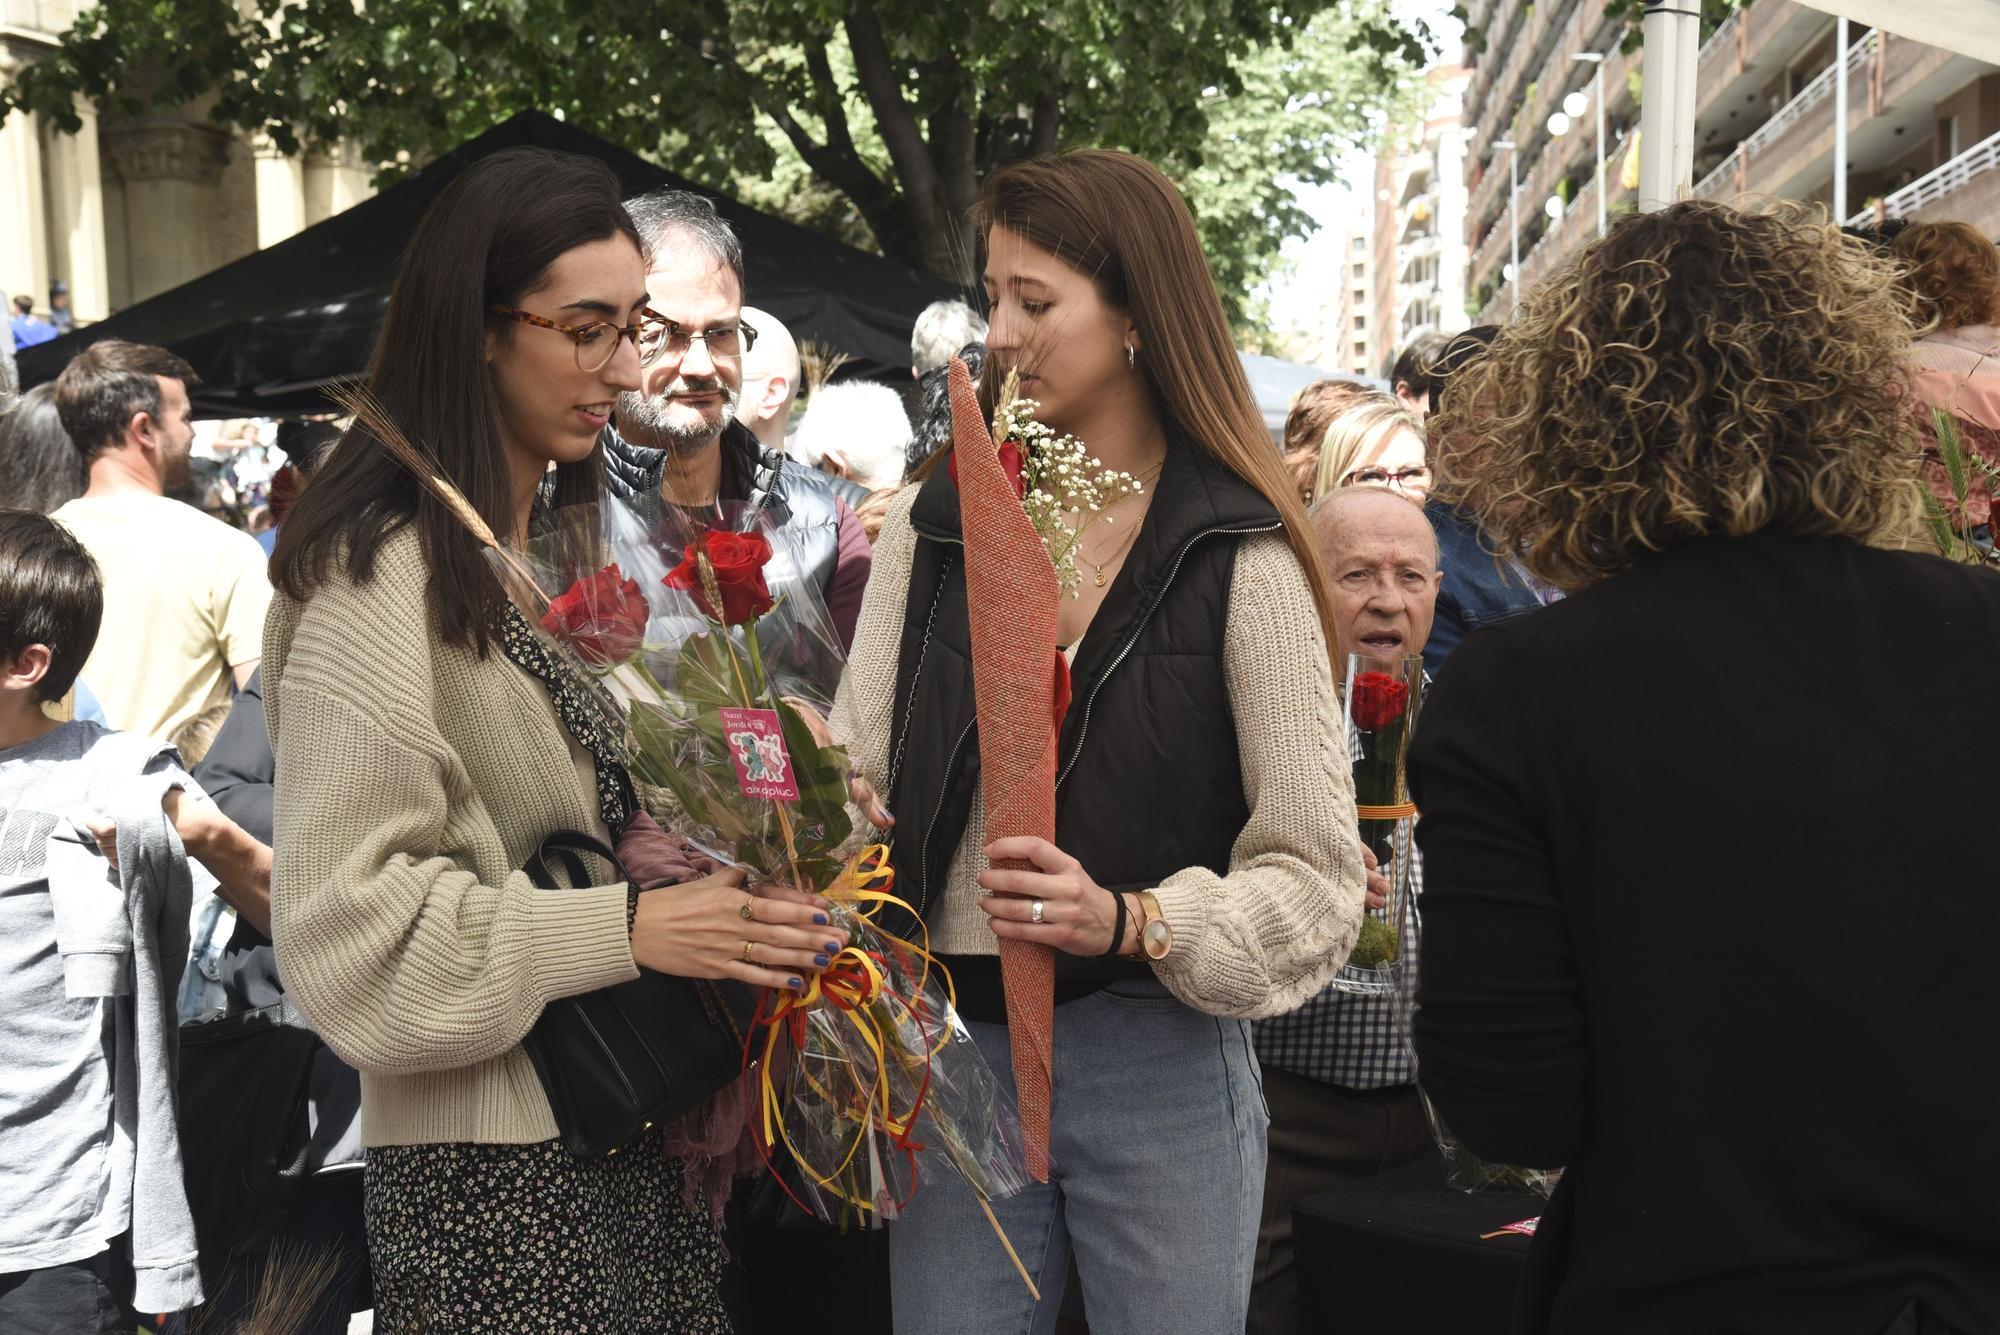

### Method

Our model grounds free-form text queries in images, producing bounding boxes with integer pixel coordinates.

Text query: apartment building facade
[1460,0,1999,325]
[1386,66,1473,363]
[1462,0,1642,324]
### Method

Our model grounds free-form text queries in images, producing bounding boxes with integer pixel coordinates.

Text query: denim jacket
[1423,500,1548,676]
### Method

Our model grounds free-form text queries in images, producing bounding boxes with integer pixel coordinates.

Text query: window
[1352,235,1367,254]
[1354,315,1366,331]
[1352,261,1366,278]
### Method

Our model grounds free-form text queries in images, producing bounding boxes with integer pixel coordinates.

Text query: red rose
[541,563,650,666]
[948,437,1026,500]
[1052,651,1072,733]
[1349,670,1411,731]
[663,529,777,625]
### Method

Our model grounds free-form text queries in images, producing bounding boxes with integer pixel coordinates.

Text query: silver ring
[1031,899,1046,924]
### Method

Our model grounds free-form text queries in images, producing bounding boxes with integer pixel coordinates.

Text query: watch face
[1143,919,1171,961]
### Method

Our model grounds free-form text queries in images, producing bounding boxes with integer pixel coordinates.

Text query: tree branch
[1029,88,1061,157]
[843,2,951,272]
[665,25,917,263]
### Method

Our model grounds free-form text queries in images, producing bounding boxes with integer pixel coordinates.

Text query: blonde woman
[1307,393,1430,505]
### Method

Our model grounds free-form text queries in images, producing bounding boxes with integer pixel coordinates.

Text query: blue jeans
[889,979,1269,1335]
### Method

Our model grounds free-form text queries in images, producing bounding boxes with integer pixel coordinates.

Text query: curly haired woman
[1893,220,2000,538]
[1409,200,2000,1335]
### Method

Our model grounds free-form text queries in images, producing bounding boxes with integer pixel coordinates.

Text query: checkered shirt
[1252,841,1422,1091]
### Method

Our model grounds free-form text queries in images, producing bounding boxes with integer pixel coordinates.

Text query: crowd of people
[0,138,1996,1335]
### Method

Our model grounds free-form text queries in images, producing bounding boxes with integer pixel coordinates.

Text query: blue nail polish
[789,977,805,991]
[813,912,829,925]
[825,941,842,954]
[814,954,830,967]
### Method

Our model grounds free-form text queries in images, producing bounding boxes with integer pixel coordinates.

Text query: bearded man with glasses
[599,189,872,649]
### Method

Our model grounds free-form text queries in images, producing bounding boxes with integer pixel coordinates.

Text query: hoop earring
[1126,343,1136,370]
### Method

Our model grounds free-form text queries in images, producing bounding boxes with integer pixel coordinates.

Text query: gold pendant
[1094,572,1107,587]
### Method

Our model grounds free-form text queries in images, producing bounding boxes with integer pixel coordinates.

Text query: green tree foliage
[3,0,1430,325]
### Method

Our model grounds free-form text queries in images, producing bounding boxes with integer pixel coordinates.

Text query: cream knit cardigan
[829,488,1366,1020]
[264,528,639,1148]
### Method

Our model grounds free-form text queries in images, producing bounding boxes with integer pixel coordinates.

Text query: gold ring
[741,940,755,963]
[740,897,756,921]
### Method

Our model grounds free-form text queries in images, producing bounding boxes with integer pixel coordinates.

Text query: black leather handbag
[519,830,760,1157]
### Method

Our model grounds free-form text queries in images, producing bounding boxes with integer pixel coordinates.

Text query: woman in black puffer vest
[826,150,1373,1334]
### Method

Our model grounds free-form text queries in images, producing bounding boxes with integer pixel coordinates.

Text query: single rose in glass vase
[1329,652,1424,994]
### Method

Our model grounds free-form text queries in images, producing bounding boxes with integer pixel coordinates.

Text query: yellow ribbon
[1355,802,1417,820]
[754,844,958,1210]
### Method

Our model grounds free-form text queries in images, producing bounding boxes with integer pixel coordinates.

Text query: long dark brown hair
[955,149,1342,657]
[272,147,639,653]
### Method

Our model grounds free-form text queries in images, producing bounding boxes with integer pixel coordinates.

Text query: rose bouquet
[1328,653,1424,995]
[591,499,1036,1286]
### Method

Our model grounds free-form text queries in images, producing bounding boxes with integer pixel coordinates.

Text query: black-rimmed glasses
[491,305,665,373]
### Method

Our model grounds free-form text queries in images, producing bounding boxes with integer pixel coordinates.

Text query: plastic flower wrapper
[1328,652,1425,996]
[480,502,686,792]
[752,845,1038,1294]
[604,500,855,889]
[1422,1089,1562,1199]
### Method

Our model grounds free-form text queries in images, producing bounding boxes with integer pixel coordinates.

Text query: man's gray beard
[616,383,739,455]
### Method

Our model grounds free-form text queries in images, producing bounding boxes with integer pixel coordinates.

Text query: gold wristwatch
[1133,890,1172,961]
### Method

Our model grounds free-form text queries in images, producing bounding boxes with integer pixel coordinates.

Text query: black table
[1293,1153,1545,1334]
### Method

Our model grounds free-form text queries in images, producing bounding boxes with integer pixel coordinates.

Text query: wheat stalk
[328,380,549,603]
[990,366,1022,447]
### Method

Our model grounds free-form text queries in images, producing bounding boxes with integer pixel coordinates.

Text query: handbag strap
[526,830,633,893]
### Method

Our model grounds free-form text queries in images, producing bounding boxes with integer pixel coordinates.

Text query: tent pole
[1834,17,1850,221]
[1637,1,1701,212]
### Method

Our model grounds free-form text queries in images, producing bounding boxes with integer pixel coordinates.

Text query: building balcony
[1693,31,1982,205]
[1694,0,1833,138]
[1846,127,2000,232]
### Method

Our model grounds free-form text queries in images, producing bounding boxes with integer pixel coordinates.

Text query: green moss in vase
[1347,915,1398,968]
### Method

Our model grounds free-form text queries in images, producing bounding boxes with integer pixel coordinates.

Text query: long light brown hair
[959,149,1341,657]
[1433,199,1923,588]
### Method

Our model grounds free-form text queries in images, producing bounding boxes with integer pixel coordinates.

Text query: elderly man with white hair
[910,299,987,377]
[1247,486,1442,1335]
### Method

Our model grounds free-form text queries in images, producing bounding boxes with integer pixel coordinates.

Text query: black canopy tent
[18,112,963,416]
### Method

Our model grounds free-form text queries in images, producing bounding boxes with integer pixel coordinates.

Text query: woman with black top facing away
[828,149,1371,1332]
[1410,200,2000,1334]
[263,148,839,1331]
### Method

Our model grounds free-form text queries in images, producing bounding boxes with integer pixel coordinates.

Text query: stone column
[98,118,232,303]
[0,39,51,314]
[302,139,371,227]
[38,100,110,322]
[255,134,306,248]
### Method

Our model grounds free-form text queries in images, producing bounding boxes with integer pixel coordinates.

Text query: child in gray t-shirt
[0,512,271,1325]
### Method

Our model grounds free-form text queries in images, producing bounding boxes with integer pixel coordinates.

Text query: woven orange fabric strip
[949,358,1057,1183]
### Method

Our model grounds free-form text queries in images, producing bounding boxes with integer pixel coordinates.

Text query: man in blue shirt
[10,296,57,351]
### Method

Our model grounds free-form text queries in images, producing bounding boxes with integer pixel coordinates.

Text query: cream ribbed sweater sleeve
[1149,531,1367,1019]
[268,543,637,1078]
[829,486,920,810]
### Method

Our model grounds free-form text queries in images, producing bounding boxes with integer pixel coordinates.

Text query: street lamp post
[1494,139,1519,313]
[1573,52,1608,237]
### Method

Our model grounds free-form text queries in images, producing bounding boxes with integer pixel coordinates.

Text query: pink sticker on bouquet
[718,707,800,801]
[1499,1217,1539,1237]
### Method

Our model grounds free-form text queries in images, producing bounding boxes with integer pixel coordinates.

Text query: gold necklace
[1074,460,1163,588]
[1084,519,1143,587]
